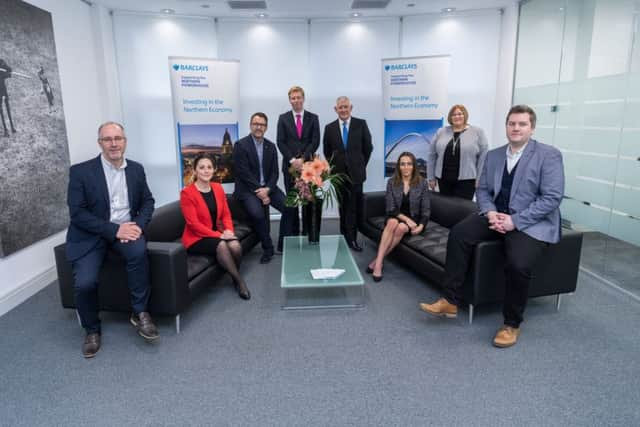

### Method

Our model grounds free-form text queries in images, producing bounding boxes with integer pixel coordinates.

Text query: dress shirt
[291,110,305,126]
[100,154,131,224]
[506,141,528,174]
[251,135,265,186]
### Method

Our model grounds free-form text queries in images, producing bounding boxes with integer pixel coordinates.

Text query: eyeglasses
[251,122,267,128]
[99,136,126,143]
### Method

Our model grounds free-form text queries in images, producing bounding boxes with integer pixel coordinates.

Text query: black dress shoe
[349,241,363,252]
[83,333,101,358]
[260,250,274,264]
[373,274,383,282]
[130,312,160,341]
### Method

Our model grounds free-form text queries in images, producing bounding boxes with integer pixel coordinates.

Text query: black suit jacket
[323,117,373,185]
[66,155,155,262]
[276,110,320,172]
[232,134,279,200]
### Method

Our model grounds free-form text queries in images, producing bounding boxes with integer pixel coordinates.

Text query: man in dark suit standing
[276,86,320,236]
[66,121,159,358]
[233,112,293,263]
[323,96,373,251]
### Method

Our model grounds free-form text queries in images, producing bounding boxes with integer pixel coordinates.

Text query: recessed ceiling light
[441,7,456,13]
[161,8,175,14]
[201,4,211,8]
[351,12,362,18]
[256,12,268,18]
[407,2,415,7]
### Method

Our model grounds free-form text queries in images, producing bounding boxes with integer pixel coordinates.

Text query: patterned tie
[295,114,302,139]
[342,122,349,149]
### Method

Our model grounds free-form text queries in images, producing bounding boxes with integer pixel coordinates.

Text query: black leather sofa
[54,195,260,333]
[360,191,583,323]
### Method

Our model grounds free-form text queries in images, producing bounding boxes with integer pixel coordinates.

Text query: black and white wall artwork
[0,0,70,257]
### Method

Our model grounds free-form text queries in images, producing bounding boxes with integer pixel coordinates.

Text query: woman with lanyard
[427,104,488,200]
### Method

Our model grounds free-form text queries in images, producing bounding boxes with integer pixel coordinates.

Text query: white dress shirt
[506,142,528,174]
[100,155,131,224]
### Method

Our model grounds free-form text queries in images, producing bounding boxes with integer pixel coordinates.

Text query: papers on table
[310,268,345,280]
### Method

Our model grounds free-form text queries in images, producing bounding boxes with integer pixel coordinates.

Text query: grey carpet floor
[1,221,639,426]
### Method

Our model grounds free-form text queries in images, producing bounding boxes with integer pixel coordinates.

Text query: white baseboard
[0,268,57,317]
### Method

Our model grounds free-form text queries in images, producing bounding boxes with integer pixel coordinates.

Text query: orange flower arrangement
[285,155,346,207]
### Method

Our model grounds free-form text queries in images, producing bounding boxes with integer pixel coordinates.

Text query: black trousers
[240,188,293,252]
[438,179,476,200]
[442,214,548,327]
[337,182,363,243]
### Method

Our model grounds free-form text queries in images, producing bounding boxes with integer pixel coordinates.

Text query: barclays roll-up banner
[382,55,450,177]
[168,57,240,187]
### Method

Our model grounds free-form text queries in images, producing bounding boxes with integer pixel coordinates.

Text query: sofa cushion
[367,216,450,266]
[406,222,450,266]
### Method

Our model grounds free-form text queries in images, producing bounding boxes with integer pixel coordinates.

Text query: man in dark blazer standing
[66,121,158,358]
[323,96,373,251]
[276,86,320,236]
[233,112,293,263]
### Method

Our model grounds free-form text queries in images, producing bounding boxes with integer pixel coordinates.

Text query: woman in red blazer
[180,155,250,300]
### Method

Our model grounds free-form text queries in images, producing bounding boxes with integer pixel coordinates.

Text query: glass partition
[514,0,640,296]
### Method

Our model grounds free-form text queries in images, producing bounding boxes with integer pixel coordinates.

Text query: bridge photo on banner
[382,55,450,178]
[168,57,240,187]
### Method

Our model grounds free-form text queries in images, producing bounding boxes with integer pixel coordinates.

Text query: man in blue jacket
[420,105,564,348]
[233,112,293,263]
[66,121,159,358]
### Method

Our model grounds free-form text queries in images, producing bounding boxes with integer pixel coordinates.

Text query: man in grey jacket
[420,105,564,348]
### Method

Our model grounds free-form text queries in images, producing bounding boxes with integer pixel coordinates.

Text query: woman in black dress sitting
[366,152,430,282]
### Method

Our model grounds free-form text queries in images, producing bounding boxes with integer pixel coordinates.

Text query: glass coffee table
[281,235,365,309]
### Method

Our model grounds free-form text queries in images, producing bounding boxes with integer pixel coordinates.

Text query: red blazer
[180,182,234,249]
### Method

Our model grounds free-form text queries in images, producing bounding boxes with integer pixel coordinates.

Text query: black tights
[188,238,248,294]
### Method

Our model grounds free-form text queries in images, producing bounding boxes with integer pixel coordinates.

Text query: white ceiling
[89,0,517,19]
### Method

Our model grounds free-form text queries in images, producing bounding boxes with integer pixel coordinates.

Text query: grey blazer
[476,139,565,244]
[427,125,488,181]
[385,178,431,227]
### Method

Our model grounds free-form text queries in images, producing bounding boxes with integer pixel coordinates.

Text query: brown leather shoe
[130,312,159,341]
[82,333,101,358]
[493,325,520,348]
[419,298,458,318]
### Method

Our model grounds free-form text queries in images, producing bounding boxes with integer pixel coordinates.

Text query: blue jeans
[71,237,151,334]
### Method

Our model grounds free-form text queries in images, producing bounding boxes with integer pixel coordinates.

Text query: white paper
[310,268,345,280]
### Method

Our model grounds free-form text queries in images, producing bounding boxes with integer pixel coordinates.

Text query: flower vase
[303,200,323,245]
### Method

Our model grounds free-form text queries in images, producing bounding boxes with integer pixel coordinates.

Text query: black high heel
[234,282,251,300]
[373,274,383,282]
[366,266,374,274]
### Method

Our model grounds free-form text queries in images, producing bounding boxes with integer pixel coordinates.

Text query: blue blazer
[66,155,155,261]
[476,139,564,244]
[232,135,280,200]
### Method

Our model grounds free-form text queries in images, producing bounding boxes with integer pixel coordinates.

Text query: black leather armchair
[54,195,260,332]
[360,191,583,323]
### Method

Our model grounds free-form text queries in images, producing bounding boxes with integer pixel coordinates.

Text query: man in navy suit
[233,112,293,263]
[276,86,320,236]
[323,96,373,251]
[66,121,159,358]
[420,105,565,348]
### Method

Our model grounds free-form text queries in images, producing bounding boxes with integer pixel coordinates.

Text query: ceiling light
[161,8,175,14]
[351,12,362,18]
[256,12,268,18]
[201,4,211,8]
[441,7,456,13]
[407,2,415,7]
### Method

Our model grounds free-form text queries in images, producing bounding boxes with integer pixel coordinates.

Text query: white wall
[0,0,110,316]
[112,13,218,205]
